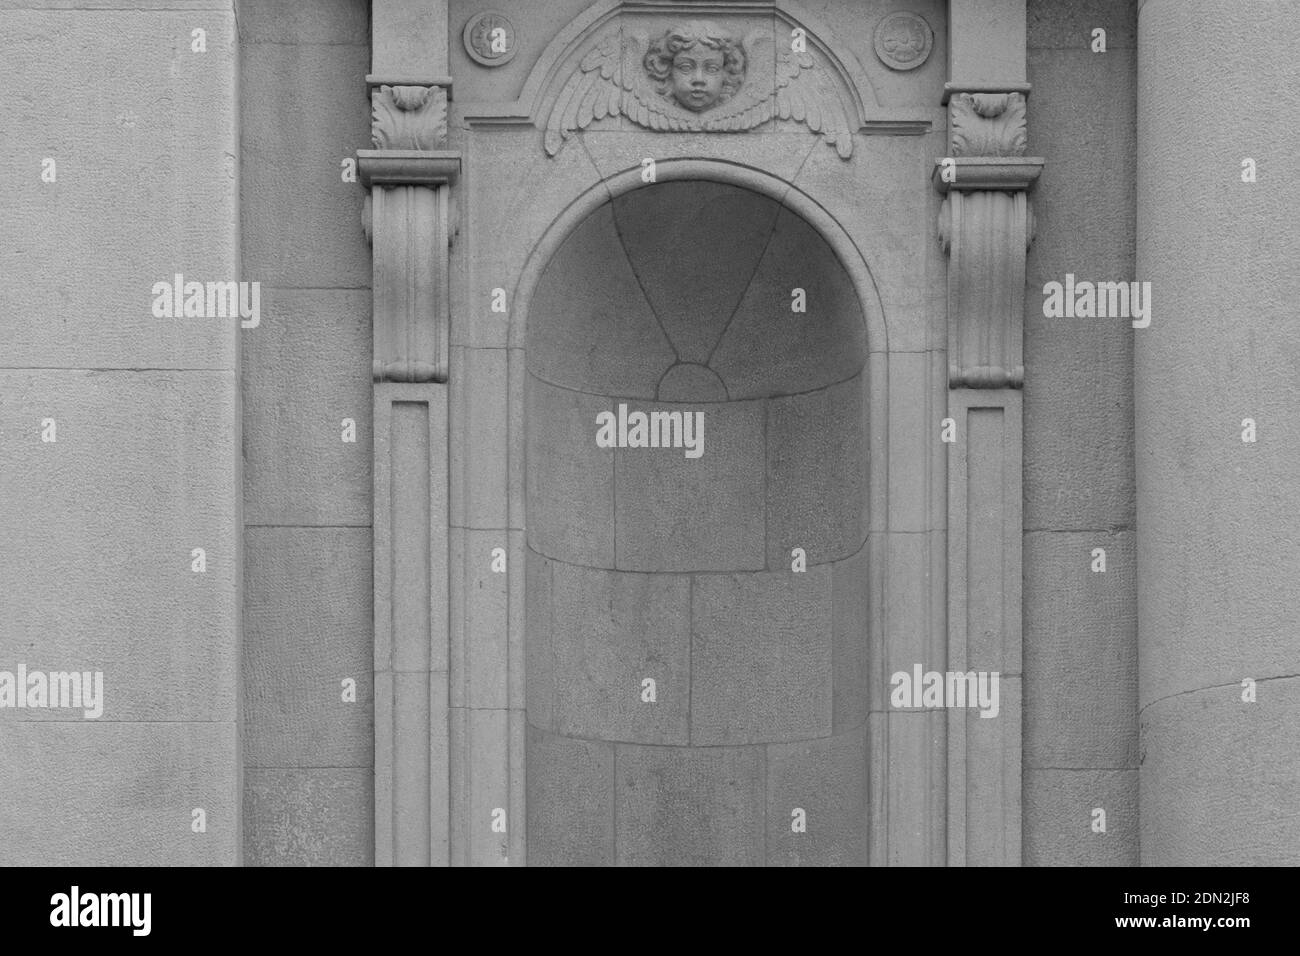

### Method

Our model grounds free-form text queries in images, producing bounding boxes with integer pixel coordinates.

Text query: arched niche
[522,176,876,866]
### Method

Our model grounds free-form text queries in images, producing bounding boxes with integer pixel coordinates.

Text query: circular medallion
[874,12,933,71]
[464,11,518,67]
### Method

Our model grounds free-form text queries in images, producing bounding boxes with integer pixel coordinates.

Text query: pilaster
[363,1,461,867]
[937,0,1042,867]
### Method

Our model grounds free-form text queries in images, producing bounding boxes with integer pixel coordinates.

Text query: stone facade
[0,0,1295,867]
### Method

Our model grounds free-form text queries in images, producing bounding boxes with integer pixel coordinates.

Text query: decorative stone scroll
[544,20,855,158]
[359,80,459,384]
[935,86,1042,390]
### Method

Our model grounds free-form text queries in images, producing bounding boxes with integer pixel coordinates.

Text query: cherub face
[670,47,725,111]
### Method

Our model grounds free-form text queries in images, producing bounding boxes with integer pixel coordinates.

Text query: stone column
[937,0,1041,866]
[1135,0,1300,865]
[362,0,460,867]
[0,2,240,864]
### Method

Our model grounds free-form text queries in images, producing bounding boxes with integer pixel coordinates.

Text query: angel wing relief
[543,20,855,159]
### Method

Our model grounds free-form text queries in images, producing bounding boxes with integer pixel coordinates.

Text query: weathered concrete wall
[1136,0,1300,866]
[0,1,240,864]
[524,182,871,865]
[1022,0,1139,865]
[237,0,375,865]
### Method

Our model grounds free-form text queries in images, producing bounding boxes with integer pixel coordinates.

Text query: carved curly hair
[643,21,746,103]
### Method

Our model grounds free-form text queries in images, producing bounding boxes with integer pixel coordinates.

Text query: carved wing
[771,45,854,159]
[544,33,622,156]
[698,31,854,158]
[545,31,686,156]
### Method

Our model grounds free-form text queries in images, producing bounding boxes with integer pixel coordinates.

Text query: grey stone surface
[0,370,237,722]
[1135,1,1300,864]
[690,567,832,745]
[1024,769,1137,866]
[524,202,675,398]
[243,768,373,866]
[239,0,369,45]
[243,527,373,768]
[790,131,947,353]
[0,722,237,866]
[524,374,615,566]
[450,346,509,529]
[525,725,614,867]
[831,544,871,733]
[1023,531,1136,769]
[766,726,869,866]
[538,560,691,745]
[710,206,867,399]
[766,376,868,567]
[615,399,766,572]
[1028,0,1135,49]
[0,9,238,371]
[242,289,372,526]
[612,181,780,365]
[615,743,765,867]
[1024,45,1136,532]
[1142,681,1300,866]
[240,29,371,289]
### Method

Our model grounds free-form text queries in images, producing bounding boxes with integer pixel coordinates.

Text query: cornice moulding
[932,157,1044,192]
[358,150,462,187]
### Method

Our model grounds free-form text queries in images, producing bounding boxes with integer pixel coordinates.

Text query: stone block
[1024,47,1136,532]
[450,706,516,866]
[1023,769,1138,866]
[1142,682,1300,866]
[615,399,765,572]
[615,743,765,867]
[766,726,869,866]
[691,567,832,744]
[0,721,237,866]
[540,560,690,745]
[524,374,615,566]
[0,9,237,371]
[239,0,369,45]
[240,36,371,288]
[766,375,868,567]
[243,527,373,768]
[1023,530,1137,768]
[0,370,237,722]
[450,346,508,529]
[790,131,946,353]
[243,768,373,866]
[832,544,871,733]
[525,725,614,867]
[450,527,509,710]
[242,289,372,526]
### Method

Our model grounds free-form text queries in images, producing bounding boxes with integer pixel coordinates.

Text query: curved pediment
[461,0,929,159]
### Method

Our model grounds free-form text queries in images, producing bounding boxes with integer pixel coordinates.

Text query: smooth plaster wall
[1022,0,1140,866]
[237,0,375,866]
[0,1,240,864]
[524,182,871,865]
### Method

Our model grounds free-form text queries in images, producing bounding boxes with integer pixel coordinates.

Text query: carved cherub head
[643,21,746,112]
